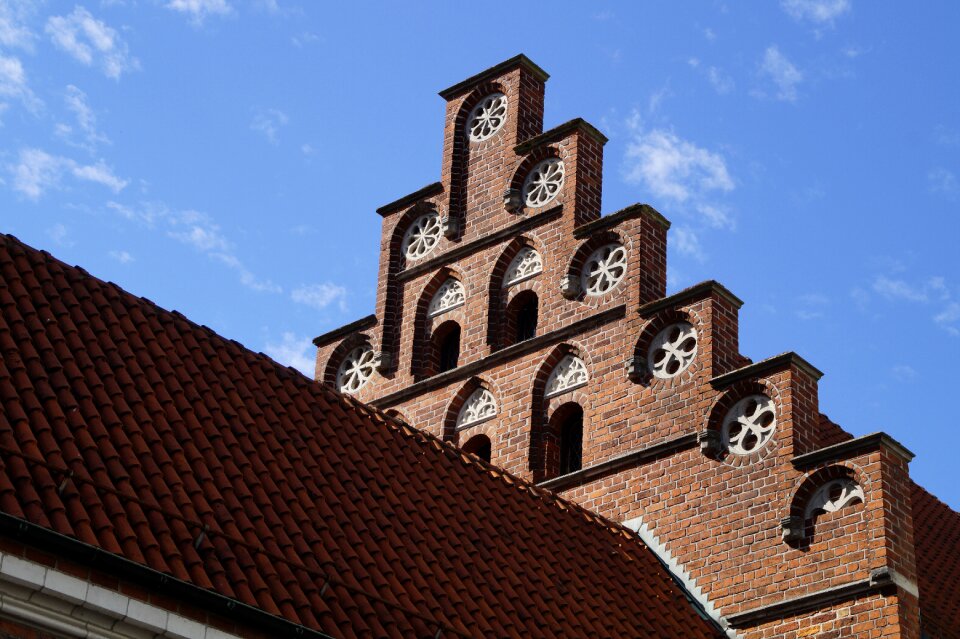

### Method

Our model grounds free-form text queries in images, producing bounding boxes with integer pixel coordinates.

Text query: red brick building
[314,55,960,638]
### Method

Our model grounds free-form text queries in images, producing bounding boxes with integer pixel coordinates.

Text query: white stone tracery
[456,388,497,429]
[721,395,776,455]
[523,158,565,208]
[503,247,543,287]
[648,322,698,379]
[805,478,865,519]
[581,243,627,296]
[545,355,589,398]
[336,345,377,394]
[402,212,442,261]
[428,278,466,317]
[467,93,508,142]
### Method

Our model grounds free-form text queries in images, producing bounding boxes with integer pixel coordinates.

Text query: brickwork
[313,55,952,637]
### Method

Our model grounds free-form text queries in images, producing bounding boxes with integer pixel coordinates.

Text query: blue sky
[2,1,958,508]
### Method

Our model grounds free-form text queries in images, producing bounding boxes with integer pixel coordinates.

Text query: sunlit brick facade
[314,55,958,638]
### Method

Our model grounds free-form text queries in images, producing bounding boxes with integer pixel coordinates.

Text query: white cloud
[291,31,320,47]
[71,159,127,192]
[935,302,960,336]
[301,143,314,155]
[872,275,946,303]
[45,7,138,79]
[263,332,314,376]
[671,226,705,261]
[0,54,41,115]
[57,85,110,151]
[291,283,348,312]
[0,0,35,50]
[166,0,232,24]
[108,200,281,293]
[108,249,134,263]
[707,66,735,94]
[250,108,289,145]
[757,46,803,102]
[781,0,851,25]
[10,148,62,199]
[928,168,958,198]
[624,117,734,209]
[47,223,72,247]
[890,364,918,382]
[934,125,960,147]
[796,292,829,320]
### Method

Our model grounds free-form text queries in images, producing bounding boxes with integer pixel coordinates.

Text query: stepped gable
[315,54,960,638]
[0,233,725,638]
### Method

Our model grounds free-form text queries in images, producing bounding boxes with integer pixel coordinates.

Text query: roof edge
[376,182,444,216]
[514,117,609,156]
[574,203,671,240]
[639,280,744,317]
[710,352,824,389]
[438,54,549,99]
[312,314,378,347]
[792,432,916,467]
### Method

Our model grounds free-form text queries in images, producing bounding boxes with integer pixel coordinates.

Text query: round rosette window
[721,395,776,455]
[402,212,442,261]
[522,158,565,208]
[336,345,377,394]
[467,93,508,142]
[581,243,627,296]
[648,322,698,379]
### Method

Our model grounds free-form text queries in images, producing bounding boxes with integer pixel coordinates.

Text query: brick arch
[448,81,508,229]
[411,267,466,378]
[485,235,545,350]
[785,464,870,549]
[703,378,784,466]
[564,230,633,303]
[631,308,702,387]
[382,201,443,368]
[322,332,375,388]
[460,433,493,463]
[508,145,564,212]
[528,343,592,481]
[443,376,501,442]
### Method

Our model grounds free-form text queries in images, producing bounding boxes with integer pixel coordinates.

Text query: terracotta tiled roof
[0,234,722,638]
[912,483,960,638]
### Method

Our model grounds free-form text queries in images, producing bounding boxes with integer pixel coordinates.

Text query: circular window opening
[336,345,376,394]
[467,93,508,142]
[581,243,627,296]
[721,394,776,455]
[648,322,698,379]
[401,212,442,261]
[523,158,565,208]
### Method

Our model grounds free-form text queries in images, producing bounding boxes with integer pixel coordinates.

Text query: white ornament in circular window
[648,322,698,379]
[402,212,442,261]
[336,345,376,394]
[581,243,627,296]
[722,395,776,455]
[467,93,508,142]
[545,355,589,398]
[805,479,864,519]
[456,388,497,429]
[503,247,543,287]
[523,158,565,208]
[428,279,465,317]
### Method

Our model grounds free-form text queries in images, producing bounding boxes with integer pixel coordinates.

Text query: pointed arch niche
[486,237,545,350]
[412,268,467,379]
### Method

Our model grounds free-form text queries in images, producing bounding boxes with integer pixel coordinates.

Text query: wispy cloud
[263,331,314,376]
[45,7,138,79]
[166,0,233,25]
[56,85,110,151]
[781,0,851,26]
[671,226,705,261]
[934,125,960,147]
[796,292,829,320]
[867,273,957,336]
[935,303,960,336]
[47,223,72,247]
[108,249,134,263]
[0,0,36,50]
[688,58,734,95]
[8,148,127,199]
[890,364,918,382]
[756,46,803,102]
[106,200,281,293]
[0,53,41,116]
[928,168,958,199]
[291,283,348,312]
[250,108,289,145]
[291,31,320,47]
